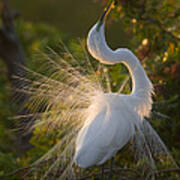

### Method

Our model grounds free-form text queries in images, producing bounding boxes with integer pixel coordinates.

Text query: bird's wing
[99,101,136,148]
[75,94,139,167]
[74,104,109,167]
[96,100,138,165]
[120,93,153,120]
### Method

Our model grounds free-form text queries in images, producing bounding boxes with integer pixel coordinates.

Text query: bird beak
[96,0,115,31]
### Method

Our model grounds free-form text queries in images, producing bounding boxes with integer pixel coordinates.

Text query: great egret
[74,0,154,168]
[17,1,177,179]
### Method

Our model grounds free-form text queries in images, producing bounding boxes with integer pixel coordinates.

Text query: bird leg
[108,157,114,180]
[101,164,105,180]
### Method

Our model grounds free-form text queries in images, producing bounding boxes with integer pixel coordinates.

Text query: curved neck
[87,23,153,96]
[114,49,152,96]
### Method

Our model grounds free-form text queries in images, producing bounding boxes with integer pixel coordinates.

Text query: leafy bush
[0,0,180,179]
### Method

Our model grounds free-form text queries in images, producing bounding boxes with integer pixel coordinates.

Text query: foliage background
[0,0,179,179]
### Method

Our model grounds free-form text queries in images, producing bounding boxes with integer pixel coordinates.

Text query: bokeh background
[11,0,130,46]
[0,0,180,179]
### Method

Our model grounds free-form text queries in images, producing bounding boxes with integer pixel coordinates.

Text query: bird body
[75,93,138,168]
[74,5,153,168]
[75,89,153,168]
[16,2,177,179]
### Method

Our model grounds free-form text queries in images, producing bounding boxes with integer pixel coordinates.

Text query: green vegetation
[0,0,180,179]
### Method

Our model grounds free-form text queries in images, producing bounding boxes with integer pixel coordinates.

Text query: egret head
[96,0,115,32]
[87,0,115,63]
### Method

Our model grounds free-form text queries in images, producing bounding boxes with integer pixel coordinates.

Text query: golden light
[131,18,137,24]
[142,38,149,46]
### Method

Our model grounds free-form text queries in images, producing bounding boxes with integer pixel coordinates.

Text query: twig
[1,163,180,179]
[146,168,180,179]
[154,168,180,175]
[0,158,56,178]
[78,168,141,180]
[0,166,140,179]
[0,164,35,178]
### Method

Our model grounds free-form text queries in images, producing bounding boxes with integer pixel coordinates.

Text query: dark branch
[154,168,180,174]
[0,158,59,178]
[1,165,180,179]
[146,168,180,179]
[0,165,34,178]
[0,0,33,153]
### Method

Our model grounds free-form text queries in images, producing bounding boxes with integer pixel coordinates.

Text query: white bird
[74,1,154,169]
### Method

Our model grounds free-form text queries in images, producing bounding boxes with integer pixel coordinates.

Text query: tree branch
[0,165,34,178]
[1,165,180,179]
[78,168,141,180]
[146,168,180,179]
[0,0,33,153]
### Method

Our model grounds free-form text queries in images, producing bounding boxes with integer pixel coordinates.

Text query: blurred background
[0,0,180,179]
[11,0,130,46]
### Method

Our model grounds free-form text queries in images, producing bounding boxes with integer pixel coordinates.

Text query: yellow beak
[100,0,115,23]
[96,0,115,31]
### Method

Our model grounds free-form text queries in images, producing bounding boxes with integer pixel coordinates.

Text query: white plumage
[75,94,137,168]
[74,7,154,168]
